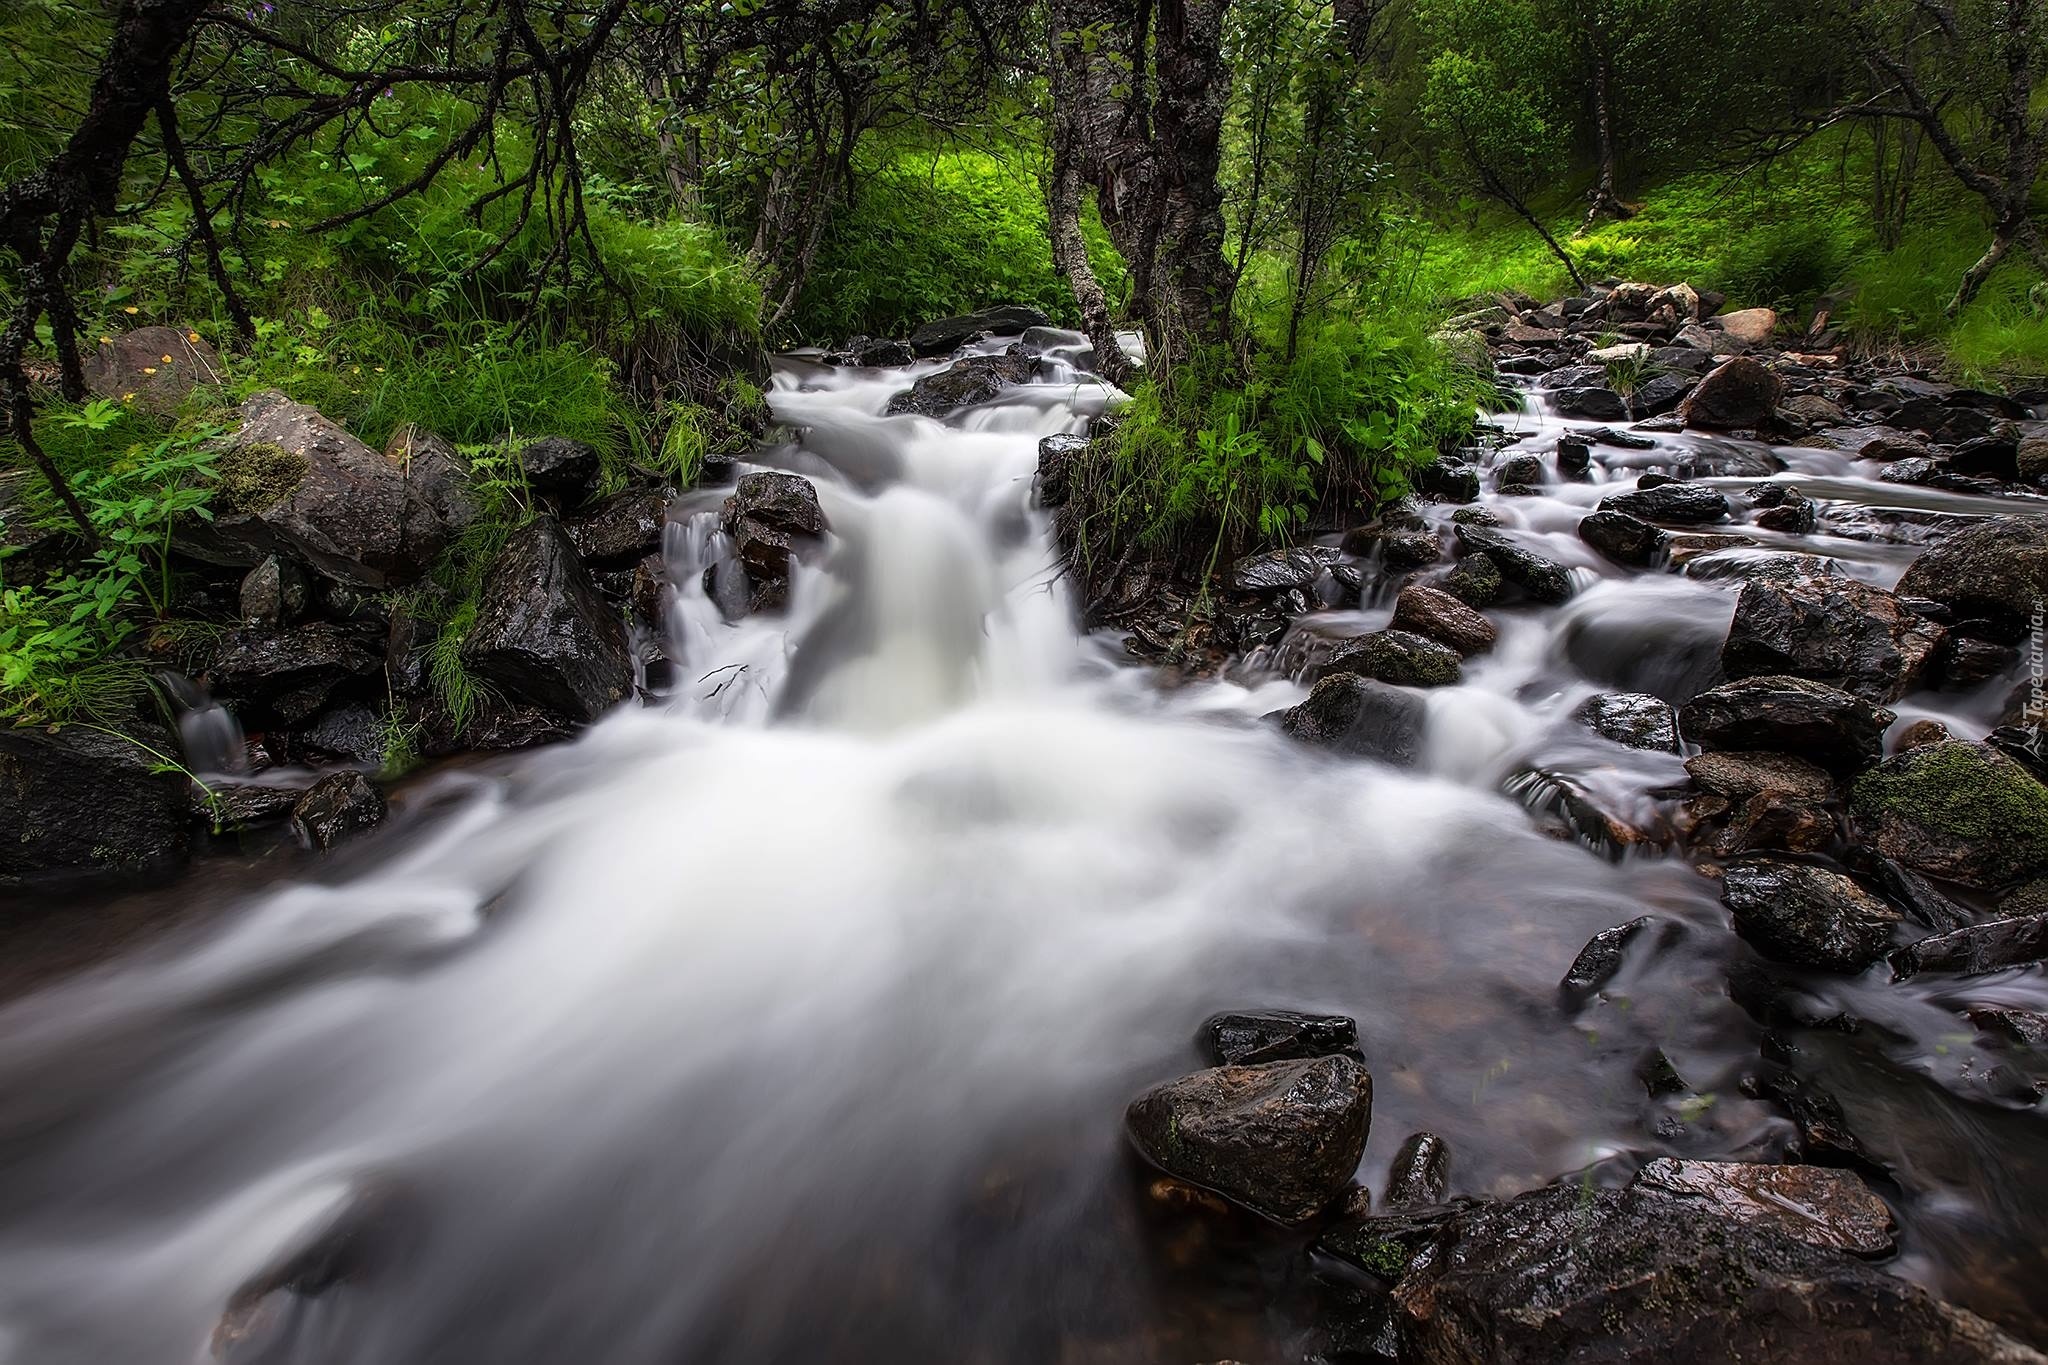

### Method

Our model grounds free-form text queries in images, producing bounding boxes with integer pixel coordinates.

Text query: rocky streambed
[0,296,2045,1363]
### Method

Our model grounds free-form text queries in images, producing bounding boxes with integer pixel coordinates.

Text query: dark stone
[906,304,1051,357]
[1579,511,1669,567]
[1581,426,1660,450]
[1680,356,1784,430]
[203,781,304,828]
[206,623,382,726]
[1721,857,1903,971]
[1555,386,1629,420]
[1035,432,1087,508]
[1272,675,1428,765]
[461,517,632,724]
[1415,458,1481,503]
[1202,1010,1362,1066]
[1893,913,2048,979]
[1441,552,1503,608]
[81,324,222,416]
[1968,1006,2048,1047]
[885,351,1036,416]
[824,336,916,367]
[1453,525,1574,604]
[1317,1183,2028,1364]
[1948,433,2020,480]
[566,490,667,566]
[514,437,602,502]
[1556,436,1592,476]
[1639,1047,1690,1096]
[1680,675,1896,771]
[0,726,189,888]
[721,472,827,590]
[1628,1158,1895,1256]
[1389,584,1496,656]
[1742,1070,1884,1175]
[1598,483,1731,525]
[238,555,310,627]
[1232,545,1336,593]
[300,704,384,765]
[1497,453,1545,487]
[1631,372,1698,417]
[384,425,479,538]
[1383,1132,1450,1211]
[1721,577,1945,701]
[1850,741,2048,890]
[1560,916,1654,997]
[289,771,386,851]
[1945,637,2018,689]
[1895,517,2048,644]
[1575,692,1679,751]
[1319,630,1462,687]
[1687,751,1835,803]
[1382,531,1443,570]
[1125,1055,1372,1224]
[1755,494,1820,535]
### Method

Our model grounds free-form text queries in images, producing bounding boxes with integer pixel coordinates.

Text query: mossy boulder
[1851,740,2048,890]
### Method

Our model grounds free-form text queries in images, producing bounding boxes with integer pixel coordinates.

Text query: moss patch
[215,441,309,514]
[1852,741,2048,887]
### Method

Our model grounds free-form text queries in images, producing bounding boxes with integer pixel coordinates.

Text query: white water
[0,342,2039,1361]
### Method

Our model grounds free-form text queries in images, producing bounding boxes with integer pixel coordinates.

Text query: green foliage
[793,145,1125,342]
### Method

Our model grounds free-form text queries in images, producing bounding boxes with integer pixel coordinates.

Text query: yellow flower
[121,392,136,401]
[99,335,111,345]
[187,331,201,343]
[142,367,157,375]
[161,355,173,363]
[123,306,139,314]
[374,366,385,373]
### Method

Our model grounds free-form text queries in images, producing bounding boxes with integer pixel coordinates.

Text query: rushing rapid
[0,340,2041,1362]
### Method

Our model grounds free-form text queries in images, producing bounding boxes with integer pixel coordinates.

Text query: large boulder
[1894,517,2048,643]
[1717,307,1780,348]
[1720,856,1903,971]
[1272,675,1428,765]
[1126,1055,1372,1224]
[566,489,668,567]
[1680,675,1896,772]
[0,726,190,888]
[1578,511,1669,568]
[1317,1183,2043,1365]
[1598,483,1732,525]
[721,472,827,610]
[198,391,457,588]
[1317,629,1463,688]
[81,324,223,417]
[885,351,1037,417]
[461,517,631,724]
[906,305,1052,357]
[205,622,383,726]
[1679,356,1783,431]
[1850,741,2048,890]
[1722,576,1945,701]
[383,425,479,536]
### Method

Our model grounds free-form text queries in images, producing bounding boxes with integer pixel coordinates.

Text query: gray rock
[1598,483,1732,525]
[1273,675,1428,765]
[1895,516,2048,643]
[1319,629,1462,687]
[1035,432,1088,507]
[1722,577,1945,702]
[1680,675,1897,771]
[1721,856,1903,971]
[1390,585,1497,657]
[80,325,222,416]
[1575,692,1679,751]
[885,351,1036,416]
[1893,913,2048,979]
[289,771,386,851]
[514,437,602,501]
[1126,1055,1372,1224]
[461,517,631,724]
[238,555,309,627]
[1579,511,1670,568]
[0,725,189,888]
[1453,525,1574,603]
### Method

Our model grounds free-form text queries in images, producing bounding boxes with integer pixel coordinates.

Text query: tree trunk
[1048,149,1134,388]
[1576,55,1630,236]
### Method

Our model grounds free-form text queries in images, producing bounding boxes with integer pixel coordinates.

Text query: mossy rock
[1851,740,2048,890]
[215,440,309,515]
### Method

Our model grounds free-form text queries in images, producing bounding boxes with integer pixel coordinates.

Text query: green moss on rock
[1851,740,2048,889]
[216,441,309,514]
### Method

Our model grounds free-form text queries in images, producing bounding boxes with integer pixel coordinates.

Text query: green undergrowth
[1417,141,2048,382]
[792,143,1126,342]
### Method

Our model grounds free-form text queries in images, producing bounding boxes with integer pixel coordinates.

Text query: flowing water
[1,343,2044,1362]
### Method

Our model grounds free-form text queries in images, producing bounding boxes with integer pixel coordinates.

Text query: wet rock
[1273,675,1428,766]
[1578,510,1669,568]
[238,555,309,627]
[1755,492,1819,535]
[1845,848,1973,933]
[2017,433,2048,485]
[824,335,916,367]
[1389,584,1496,657]
[630,553,666,627]
[1560,915,1654,997]
[289,771,386,851]
[1451,505,1501,527]
[300,704,384,765]
[1895,718,1953,751]
[1496,452,1546,488]
[1721,577,1944,702]
[906,304,1050,357]
[1686,751,1834,804]
[1440,551,1503,608]
[514,437,602,501]
[202,781,304,828]
[1802,426,1928,460]
[383,425,478,537]
[1384,531,1443,570]
[1555,387,1629,420]
[1893,913,2048,979]
[566,489,667,566]
[1850,740,2048,890]
[1232,546,1336,593]
[1125,1055,1372,1225]
[1721,857,1903,971]
[1202,1010,1362,1066]
[1582,425,1661,450]
[1949,431,2022,481]
[197,391,457,588]
[207,623,382,726]
[1629,1158,1895,1256]
[1742,1069,1884,1174]
[1383,1132,1450,1210]
[1575,692,1679,751]
[1320,630,1462,687]
[1452,525,1574,604]
[1680,675,1896,771]
[1598,483,1731,525]
[722,471,827,587]
[885,351,1036,417]
[1034,432,1087,508]
[1944,637,2018,689]
[1894,516,2048,644]
[1779,393,1848,431]
[1509,767,1672,856]
[461,517,631,725]
[1318,1182,2034,1365]
[1679,356,1784,431]
[1638,1047,1690,1096]
[1556,435,1592,477]
[80,324,225,417]
[1967,1006,2048,1047]
[1414,457,1481,503]
[1704,790,1837,857]
[0,725,190,888]
[1631,372,1698,418]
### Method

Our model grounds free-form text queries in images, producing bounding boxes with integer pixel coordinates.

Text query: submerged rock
[1893,914,2048,979]
[0,725,190,888]
[1721,576,1945,702]
[290,771,386,851]
[1720,856,1903,971]
[1598,483,1732,525]
[1559,915,1655,998]
[1680,675,1896,772]
[1317,1183,2036,1365]
[905,304,1050,357]
[1273,676,1428,766]
[1850,741,2048,890]
[1628,1158,1895,1256]
[1126,1055,1372,1224]
[461,517,631,724]
[1202,1010,1362,1066]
